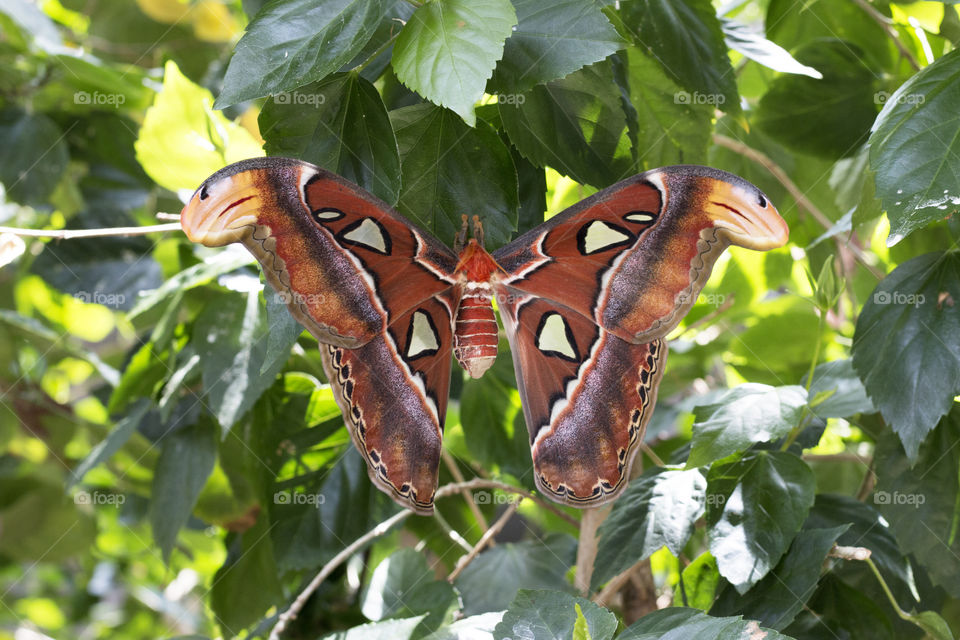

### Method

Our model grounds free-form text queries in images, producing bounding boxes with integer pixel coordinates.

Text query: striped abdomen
[454,285,498,378]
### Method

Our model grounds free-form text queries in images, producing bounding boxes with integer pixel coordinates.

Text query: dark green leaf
[494,590,617,640]
[592,468,706,590]
[869,49,960,243]
[874,407,960,597]
[392,104,518,249]
[422,613,504,640]
[513,147,547,236]
[784,574,894,640]
[805,359,875,418]
[687,384,807,468]
[215,0,387,107]
[261,285,304,375]
[259,72,401,205]
[619,607,793,640]
[0,108,69,205]
[150,419,217,562]
[499,61,632,187]
[210,518,283,635]
[620,48,712,168]
[803,493,915,597]
[852,252,960,459]
[711,526,848,629]
[620,0,740,116]
[706,451,816,593]
[0,480,96,562]
[392,0,516,125]
[755,40,878,159]
[455,533,577,615]
[489,0,623,94]
[195,289,290,432]
[68,399,150,488]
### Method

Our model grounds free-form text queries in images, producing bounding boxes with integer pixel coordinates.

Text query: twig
[574,506,608,595]
[850,0,921,71]
[432,508,473,553]
[0,223,183,239]
[711,134,886,280]
[441,449,491,534]
[156,213,182,221]
[268,478,576,639]
[447,501,519,582]
[639,442,666,468]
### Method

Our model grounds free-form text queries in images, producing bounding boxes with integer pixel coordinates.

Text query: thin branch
[574,506,608,596]
[850,0,921,71]
[441,449,491,534]
[432,508,474,553]
[447,501,519,582]
[639,442,666,468]
[712,134,886,280]
[439,477,580,527]
[156,213,181,221]
[0,223,183,239]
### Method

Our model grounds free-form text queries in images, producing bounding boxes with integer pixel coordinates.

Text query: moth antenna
[454,214,469,252]
[472,215,485,248]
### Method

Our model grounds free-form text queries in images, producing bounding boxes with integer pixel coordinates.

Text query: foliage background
[1,0,960,638]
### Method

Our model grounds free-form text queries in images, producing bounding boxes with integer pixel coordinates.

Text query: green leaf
[852,251,960,459]
[259,72,401,205]
[150,419,217,562]
[261,285,303,375]
[135,60,263,192]
[687,384,807,468]
[489,0,623,94]
[785,574,894,639]
[68,399,150,488]
[0,107,69,205]
[499,61,633,188]
[215,0,387,108]
[869,49,960,243]
[909,611,956,640]
[494,590,617,640]
[755,40,878,159]
[711,526,848,630]
[874,407,960,597]
[392,0,517,126]
[674,552,719,609]
[392,104,518,249]
[0,479,96,563]
[721,19,822,79]
[455,533,577,615]
[361,548,458,633]
[318,616,427,640]
[805,359,875,419]
[706,451,816,593]
[210,518,283,635]
[618,607,793,640]
[620,48,712,168]
[591,468,707,590]
[620,0,740,116]
[195,290,288,432]
[572,604,593,640]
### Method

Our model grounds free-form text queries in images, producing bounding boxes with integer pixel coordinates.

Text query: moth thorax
[453,290,498,378]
